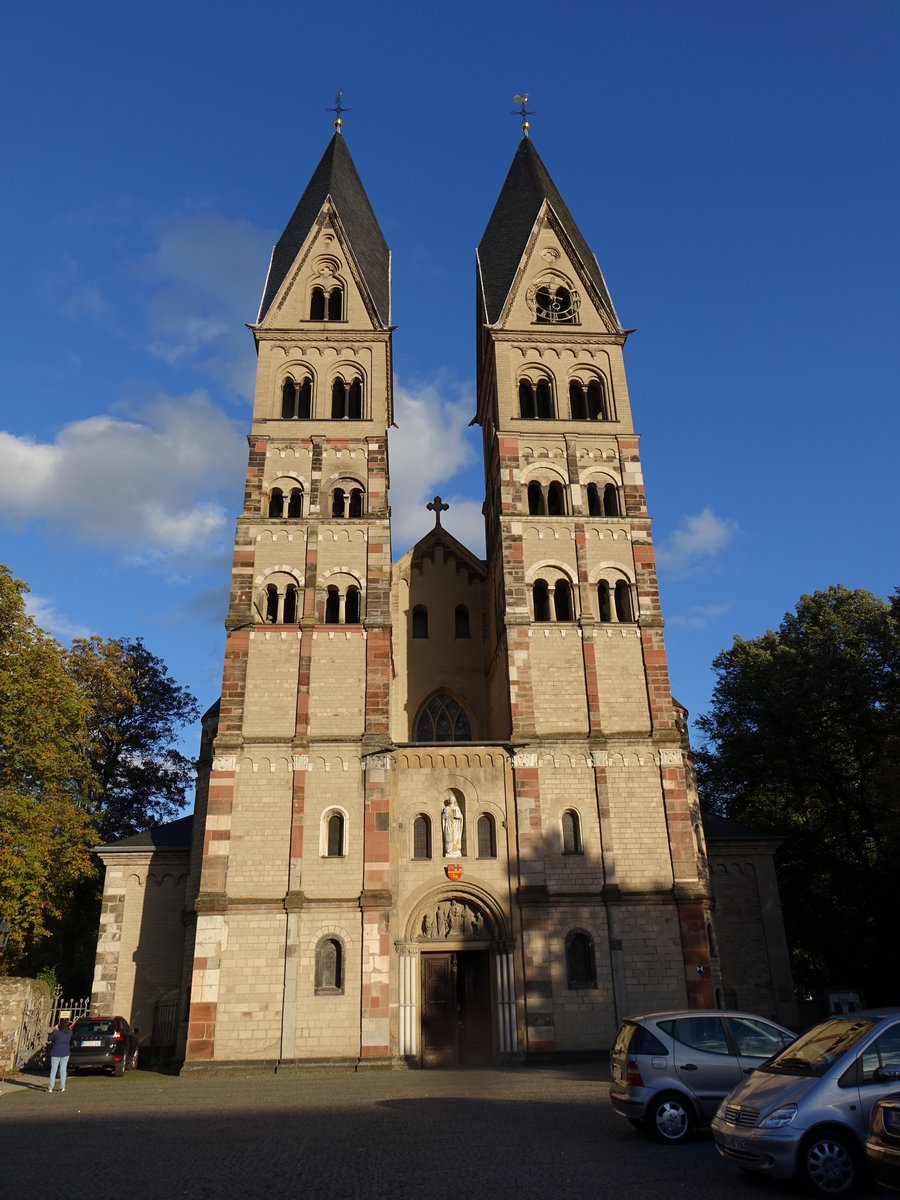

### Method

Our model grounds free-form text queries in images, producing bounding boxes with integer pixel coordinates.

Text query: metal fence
[50,987,92,1030]
[150,992,179,1069]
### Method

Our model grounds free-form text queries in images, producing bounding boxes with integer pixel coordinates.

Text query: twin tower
[138,129,721,1066]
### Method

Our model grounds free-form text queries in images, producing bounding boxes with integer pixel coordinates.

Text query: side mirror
[875,1064,900,1081]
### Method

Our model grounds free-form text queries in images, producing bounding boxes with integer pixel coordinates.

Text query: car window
[74,1020,115,1034]
[631,1026,668,1056]
[766,1018,876,1076]
[673,1016,730,1055]
[728,1017,793,1058]
[861,1024,900,1083]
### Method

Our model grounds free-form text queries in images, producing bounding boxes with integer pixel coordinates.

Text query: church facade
[90,128,796,1067]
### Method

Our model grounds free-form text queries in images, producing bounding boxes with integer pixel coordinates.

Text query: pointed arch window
[415,693,472,742]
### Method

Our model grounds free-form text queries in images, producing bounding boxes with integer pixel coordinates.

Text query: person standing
[47,1017,72,1093]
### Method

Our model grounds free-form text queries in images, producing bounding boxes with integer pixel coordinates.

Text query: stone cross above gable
[426,495,449,528]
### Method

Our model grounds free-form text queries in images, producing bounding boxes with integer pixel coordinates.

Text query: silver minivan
[609,1010,795,1143]
[712,1009,900,1196]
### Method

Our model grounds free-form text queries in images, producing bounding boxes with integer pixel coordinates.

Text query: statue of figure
[442,795,464,856]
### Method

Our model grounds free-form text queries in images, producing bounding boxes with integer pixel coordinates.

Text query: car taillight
[627,1059,643,1086]
[113,1029,123,1041]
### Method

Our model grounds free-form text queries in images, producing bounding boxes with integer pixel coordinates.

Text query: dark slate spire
[258,133,390,327]
[477,137,620,329]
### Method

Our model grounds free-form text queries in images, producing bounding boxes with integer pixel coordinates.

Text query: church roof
[93,814,193,854]
[410,522,486,583]
[477,137,621,330]
[258,132,390,327]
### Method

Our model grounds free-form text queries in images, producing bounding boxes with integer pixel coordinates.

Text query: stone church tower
[92,126,796,1068]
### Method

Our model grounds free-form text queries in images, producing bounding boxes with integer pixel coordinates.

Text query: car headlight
[761,1104,798,1129]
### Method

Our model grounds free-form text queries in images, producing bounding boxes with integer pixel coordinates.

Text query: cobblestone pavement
[0,1062,878,1200]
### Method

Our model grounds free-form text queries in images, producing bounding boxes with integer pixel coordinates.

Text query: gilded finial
[513,93,535,137]
[326,90,351,132]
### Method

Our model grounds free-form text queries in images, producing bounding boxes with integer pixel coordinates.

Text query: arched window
[327,287,343,321]
[412,606,428,638]
[348,488,363,518]
[315,937,344,993]
[265,585,278,624]
[587,483,603,517]
[536,379,553,418]
[282,378,312,419]
[325,586,340,625]
[309,288,326,321]
[547,481,565,516]
[477,813,496,859]
[288,488,303,518]
[562,810,582,855]
[331,488,345,518]
[603,484,620,517]
[283,585,298,625]
[348,379,362,419]
[326,811,344,857]
[412,815,431,860]
[554,580,574,622]
[415,693,472,742]
[519,380,536,420]
[345,586,361,624]
[331,379,347,419]
[588,379,608,421]
[268,488,284,519]
[615,580,633,623]
[598,580,612,623]
[570,381,587,420]
[533,579,551,622]
[455,605,470,638]
[565,931,597,990]
[527,481,545,515]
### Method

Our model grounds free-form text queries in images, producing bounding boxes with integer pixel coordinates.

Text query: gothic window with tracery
[415,693,472,742]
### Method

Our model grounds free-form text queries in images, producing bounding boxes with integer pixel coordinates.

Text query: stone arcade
[91,127,796,1067]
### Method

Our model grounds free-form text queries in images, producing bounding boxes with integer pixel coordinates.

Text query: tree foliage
[0,567,95,964]
[696,585,900,1002]
[67,636,200,842]
[1,565,201,975]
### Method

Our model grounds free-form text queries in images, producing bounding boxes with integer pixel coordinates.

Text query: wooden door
[457,950,492,1066]
[421,953,457,1067]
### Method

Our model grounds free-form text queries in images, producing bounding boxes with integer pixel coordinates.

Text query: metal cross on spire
[427,495,450,527]
[327,90,351,133]
[512,93,535,138]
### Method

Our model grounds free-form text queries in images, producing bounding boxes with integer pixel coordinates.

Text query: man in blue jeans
[47,1017,72,1092]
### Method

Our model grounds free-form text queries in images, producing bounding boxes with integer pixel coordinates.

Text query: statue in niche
[441,795,464,856]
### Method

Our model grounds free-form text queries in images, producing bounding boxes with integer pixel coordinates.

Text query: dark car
[868,1093,900,1192]
[609,1010,795,1143]
[69,1016,139,1076]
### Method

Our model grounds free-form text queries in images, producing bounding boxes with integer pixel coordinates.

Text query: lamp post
[0,916,10,959]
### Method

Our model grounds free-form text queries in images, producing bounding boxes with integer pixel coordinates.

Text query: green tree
[696,585,900,1002]
[0,567,95,968]
[66,636,200,841]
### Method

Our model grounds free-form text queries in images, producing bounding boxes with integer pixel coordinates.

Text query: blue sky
[2,1,898,778]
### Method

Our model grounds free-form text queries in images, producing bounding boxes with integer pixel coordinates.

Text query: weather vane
[327,90,351,132]
[512,93,535,137]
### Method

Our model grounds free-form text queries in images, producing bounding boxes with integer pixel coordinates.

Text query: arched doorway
[399,888,516,1067]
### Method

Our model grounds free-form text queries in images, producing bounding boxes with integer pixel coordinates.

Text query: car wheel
[646,1092,694,1143]
[113,1058,126,1077]
[128,1046,139,1070]
[800,1130,859,1197]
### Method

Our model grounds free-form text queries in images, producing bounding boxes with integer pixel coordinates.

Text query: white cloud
[388,376,483,555]
[0,391,246,565]
[656,508,738,576]
[24,595,95,642]
[667,602,732,630]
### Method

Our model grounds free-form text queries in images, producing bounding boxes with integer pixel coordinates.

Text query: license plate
[722,1132,749,1151]
[81,1039,102,1047]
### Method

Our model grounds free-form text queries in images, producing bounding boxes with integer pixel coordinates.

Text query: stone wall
[0,977,51,1072]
